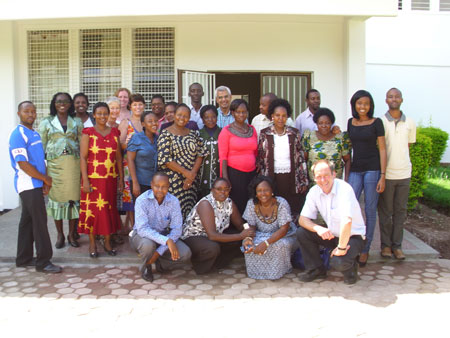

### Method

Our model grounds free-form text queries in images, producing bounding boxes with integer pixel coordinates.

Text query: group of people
[9,83,415,285]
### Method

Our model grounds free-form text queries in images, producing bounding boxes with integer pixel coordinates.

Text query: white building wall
[366,12,450,163]
[0,21,20,211]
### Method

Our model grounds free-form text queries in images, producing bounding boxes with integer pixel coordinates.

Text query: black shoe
[106,248,117,256]
[343,263,358,285]
[155,260,164,273]
[67,236,80,248]
[55,234,65,249]
[299,266,327,282]
[16,258,37,267]
[141,265,154,282]
[36,263,62,274]
[73,231,80,240]
[90,251,98,258]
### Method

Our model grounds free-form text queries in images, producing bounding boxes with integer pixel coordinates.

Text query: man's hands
[43,175,52,195]
[331,245,350,257]
[167,239,180,261]
[314,225,335,240]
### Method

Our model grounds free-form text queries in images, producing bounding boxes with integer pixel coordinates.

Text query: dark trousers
[183,236,242,274]
[227,166,256,217]
[378,178,410,250]
[296,227,364,273]
[17,188,53,269]
[274,172,306,218]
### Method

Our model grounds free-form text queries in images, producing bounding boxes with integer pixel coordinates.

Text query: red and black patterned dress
[78,127,121,235]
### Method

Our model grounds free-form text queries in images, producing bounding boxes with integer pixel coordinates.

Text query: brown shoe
[393,249,406,260]
[358,253,369,267]
[381,247,392,258]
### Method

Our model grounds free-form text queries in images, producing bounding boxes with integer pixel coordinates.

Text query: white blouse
[274,134,291,173]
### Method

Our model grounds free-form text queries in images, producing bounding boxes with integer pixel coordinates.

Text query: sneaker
[393,249,406,260]
[299,266,327,282]
[381,247,392,258]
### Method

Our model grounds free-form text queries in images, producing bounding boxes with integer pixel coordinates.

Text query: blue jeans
[348,170,380,254]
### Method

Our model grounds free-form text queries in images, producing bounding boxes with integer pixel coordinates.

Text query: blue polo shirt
[127,131,158,186]
[9,124,46,194]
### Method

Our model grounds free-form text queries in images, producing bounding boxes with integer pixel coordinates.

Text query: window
[441,0,450,11]
[27,27,175,121]
[261,74,310,119]
[27,30,69,123]
[412,0,430,10]
[80,29,122,104]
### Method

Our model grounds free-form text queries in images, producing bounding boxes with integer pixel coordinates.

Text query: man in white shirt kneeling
[296,160,365,285]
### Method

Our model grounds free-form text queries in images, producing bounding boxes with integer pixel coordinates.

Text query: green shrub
[418,127,449,166]
[408,132,432,210]
[422,167,450,210]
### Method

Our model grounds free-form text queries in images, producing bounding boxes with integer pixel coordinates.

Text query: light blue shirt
[217,107,235,129]
[133,190,183,255]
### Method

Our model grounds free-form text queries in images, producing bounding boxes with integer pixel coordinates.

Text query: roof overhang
[0,0,398,21]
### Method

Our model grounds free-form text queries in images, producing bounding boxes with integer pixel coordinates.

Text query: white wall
[366,13,450,163]
[174,17,360,129]
[0,21,20,211]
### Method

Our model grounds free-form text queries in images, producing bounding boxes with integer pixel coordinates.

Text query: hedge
[408,132,432,210]
[418,127,449,166]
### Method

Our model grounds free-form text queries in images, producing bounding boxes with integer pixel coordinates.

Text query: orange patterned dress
[78,127,121,235]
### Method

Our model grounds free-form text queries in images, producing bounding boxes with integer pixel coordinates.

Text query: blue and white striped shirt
[133,190,183,255]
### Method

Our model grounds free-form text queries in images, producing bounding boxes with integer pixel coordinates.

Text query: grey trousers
[378,178,410,250]
[129,231,192,271]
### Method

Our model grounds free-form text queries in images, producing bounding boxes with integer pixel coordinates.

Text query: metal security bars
[79,29,122,105]
[441,0,450,11]
[412,0,430,10]
[27,30,70,123]
[261,74,310,119]
[132,27,175,104]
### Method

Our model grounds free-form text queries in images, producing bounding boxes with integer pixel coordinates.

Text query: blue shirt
[133,190,183,255]
[217,108,235,129]
[9,124,46,194]
[127,131,158,186]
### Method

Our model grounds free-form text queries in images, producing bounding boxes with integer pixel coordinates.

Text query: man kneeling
[130,172,192,282]
[297,160,365,285]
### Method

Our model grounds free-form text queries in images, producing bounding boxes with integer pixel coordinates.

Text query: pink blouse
[218,125,258,175]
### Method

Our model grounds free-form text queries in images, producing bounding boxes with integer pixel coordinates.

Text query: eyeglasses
[55,100,70,105]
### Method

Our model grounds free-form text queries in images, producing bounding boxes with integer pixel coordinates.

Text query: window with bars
[27,30,70,123]
[399,0,403,10]
[26,27,175,121]
[79,29,122,104]
[132,27,175,104]
[412,0,430,10]
[441,0,450,11]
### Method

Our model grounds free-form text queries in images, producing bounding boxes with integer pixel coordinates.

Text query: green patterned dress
[198,127,221,199]
[302,130,351,182]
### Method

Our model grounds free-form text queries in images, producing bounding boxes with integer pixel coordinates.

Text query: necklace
[274,126,287,136]
[255,199,279,224]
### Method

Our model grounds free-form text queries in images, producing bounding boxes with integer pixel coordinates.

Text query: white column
[343,17,367,127]
[0,21,20,210]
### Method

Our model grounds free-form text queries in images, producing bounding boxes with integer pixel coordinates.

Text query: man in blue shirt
[9,101,61,273]
[129,172,192,282]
